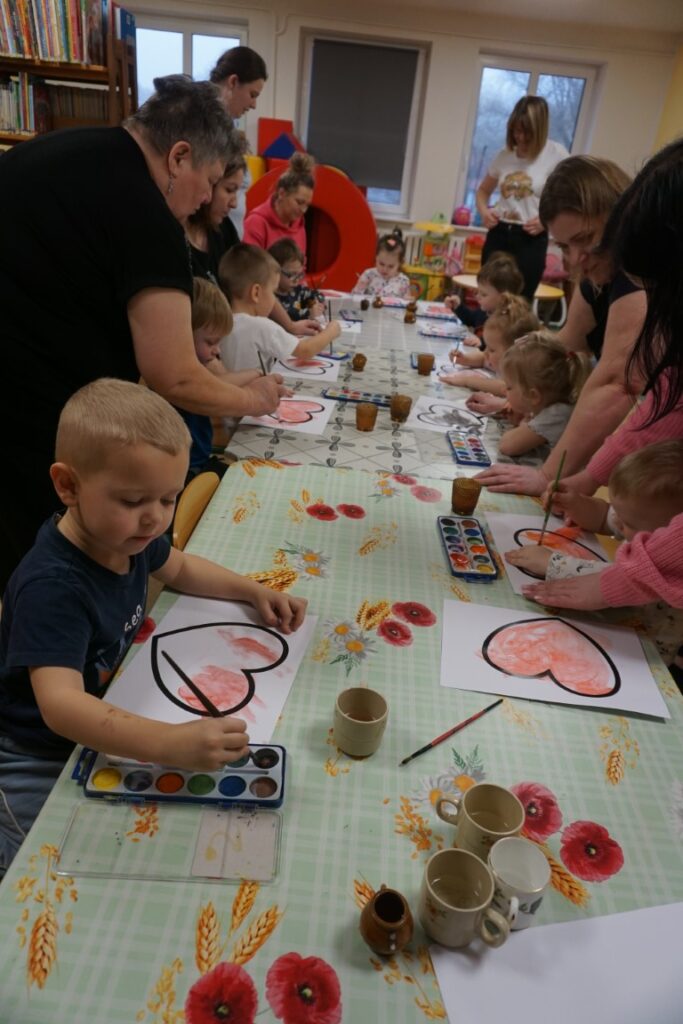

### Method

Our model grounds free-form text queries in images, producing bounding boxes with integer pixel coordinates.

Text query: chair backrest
[172,471,220,551]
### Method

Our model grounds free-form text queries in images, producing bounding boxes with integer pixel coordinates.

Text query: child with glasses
[269,239,325,322]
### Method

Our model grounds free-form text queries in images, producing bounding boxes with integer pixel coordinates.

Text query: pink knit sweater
[586,375,683,608]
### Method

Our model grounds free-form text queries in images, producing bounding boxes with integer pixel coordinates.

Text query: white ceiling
[392,0,683,35]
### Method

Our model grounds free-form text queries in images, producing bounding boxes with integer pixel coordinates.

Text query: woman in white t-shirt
[476,96,568,300]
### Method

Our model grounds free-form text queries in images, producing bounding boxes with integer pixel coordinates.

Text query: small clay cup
[333,687,388,757]
[356,402,378,431]
[360,298,370,311]
[417,353,435,376]
[452,477,482,515]
[390,394,412,424]
[352,353,367,372]
[406,299,418,313]
[404,310,417,324]
[360,884,414,955]
[372,296,384,309]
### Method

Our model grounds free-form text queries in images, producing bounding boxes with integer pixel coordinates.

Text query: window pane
[136,29,183,104]
[306,39,420,211]
[537,74,586,151]
[192,34,241,82]
[463,67,530,212]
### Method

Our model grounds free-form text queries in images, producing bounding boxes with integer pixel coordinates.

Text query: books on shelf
[0,0,135,67]
[0,72,107,133]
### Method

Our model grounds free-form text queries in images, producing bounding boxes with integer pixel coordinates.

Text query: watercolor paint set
[418,321,468,340]
[339,308,363,322]
[416,301,458,321]
[447,430,492,467]
[322,386,392,406]
[436,515,500,582]
[72,744,287,809]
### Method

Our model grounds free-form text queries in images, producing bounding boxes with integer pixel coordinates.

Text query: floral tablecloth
[1,462,682,1024]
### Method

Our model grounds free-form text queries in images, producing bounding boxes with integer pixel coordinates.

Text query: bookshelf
[0,4,137,146]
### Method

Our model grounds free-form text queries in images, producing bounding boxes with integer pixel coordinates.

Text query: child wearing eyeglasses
[269,238,325,321]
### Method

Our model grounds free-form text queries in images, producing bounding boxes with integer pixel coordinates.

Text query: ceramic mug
[436,783,524,860]
[333,687,388,757]
[488,836,551,930]
[419,848,512,949]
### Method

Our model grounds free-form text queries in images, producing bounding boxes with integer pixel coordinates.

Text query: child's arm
[270,297,322,336]
[155,548,307,635]
[497,421,548,457]
[30,666,249,771]
[292,320,342,359]
[550,489,610,533]
[454,348,486,368]
[351,270,371,295]
[440,370,505,395]
[207,359,262,384]
[466,392,508,416]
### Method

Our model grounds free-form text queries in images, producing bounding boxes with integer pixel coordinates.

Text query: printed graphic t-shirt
[488,140,569,224]
[0,518,170,755]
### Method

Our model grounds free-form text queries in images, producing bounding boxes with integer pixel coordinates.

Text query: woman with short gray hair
[0,74,283,589]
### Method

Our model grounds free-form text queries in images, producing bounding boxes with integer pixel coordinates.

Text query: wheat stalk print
[540,844,590,907]
[228,905,282,965]
[195,902,223,975]
[27,900,58,989]
[599,717,639,785]
[230,881,259,934]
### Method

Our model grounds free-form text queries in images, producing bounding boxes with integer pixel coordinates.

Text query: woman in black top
[185,135,248,282]
[477,156,646,495]
[0,76,282,589]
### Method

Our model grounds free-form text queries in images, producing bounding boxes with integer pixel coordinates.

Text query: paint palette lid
[57,800,282,884]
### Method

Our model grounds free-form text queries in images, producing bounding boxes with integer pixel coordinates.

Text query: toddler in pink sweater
[507,440,683,665]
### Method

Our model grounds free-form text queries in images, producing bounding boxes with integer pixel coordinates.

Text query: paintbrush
[327,299,333,354]
[538,449,567,545]
[161,650,220,717]
[257,350,281,422]
[399,699,503,767]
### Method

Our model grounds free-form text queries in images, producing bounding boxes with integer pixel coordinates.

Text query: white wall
[130,0,677,221]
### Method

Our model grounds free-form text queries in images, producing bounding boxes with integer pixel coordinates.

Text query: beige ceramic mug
[333,687,388,757]
[419,848,512,949]
[436,783,524,860]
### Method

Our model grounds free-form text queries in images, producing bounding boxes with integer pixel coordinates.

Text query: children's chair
[172,471,220,551]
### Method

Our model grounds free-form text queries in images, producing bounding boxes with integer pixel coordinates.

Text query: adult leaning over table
[474,155,646,495]
[519,138,683,615]
[0,74,284,591]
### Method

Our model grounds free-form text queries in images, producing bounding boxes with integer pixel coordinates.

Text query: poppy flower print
[510,781,563,842]
[266,953,342,1024]
[392,602,437,627]
[185,962,258,1024]
[306,503,338,521]
[133,616,156,644]
[410,485,442,504]
[378,618,413,647]
[336,503,366,519]
[392,474,417,486]
[560,820,624,881]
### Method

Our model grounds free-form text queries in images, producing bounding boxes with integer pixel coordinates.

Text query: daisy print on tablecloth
[322,598,438,675]
[278,542,330,580]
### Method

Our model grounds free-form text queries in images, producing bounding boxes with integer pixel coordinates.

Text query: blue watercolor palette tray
[447,430,492,467]
[436,515,499,582]
[73,744,287,809]
[322,386,391,406]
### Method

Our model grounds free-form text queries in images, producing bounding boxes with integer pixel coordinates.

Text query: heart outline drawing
[482,617,621,698]
[262,399,326,425]
[512,528,607,579]
[151,622,289,716]
[276,357,334,376]
[417,401,485,432]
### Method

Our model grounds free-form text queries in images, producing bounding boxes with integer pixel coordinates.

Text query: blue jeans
[0,734,65,878]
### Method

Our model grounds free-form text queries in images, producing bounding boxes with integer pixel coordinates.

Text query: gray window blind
[306,39,419,191]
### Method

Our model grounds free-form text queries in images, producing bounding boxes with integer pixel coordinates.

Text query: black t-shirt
[579,270,640,359]
[0,516,170,755]
[0,126,193,450]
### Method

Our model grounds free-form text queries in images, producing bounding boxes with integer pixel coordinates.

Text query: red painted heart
[482,618,620,697]
[269,399,326,424]
[513,528,606,579]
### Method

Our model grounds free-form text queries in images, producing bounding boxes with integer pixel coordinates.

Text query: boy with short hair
[218,243,340,373]
[0,378,307,874]
[268,238,325,322]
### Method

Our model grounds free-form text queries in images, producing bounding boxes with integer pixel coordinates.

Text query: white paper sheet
[431,901,683,1024]
[405,394,486,434]
[485,512,609,595]
[240,396,337,435]
[439,600,669,718]
[271,355,340,382]
[106,596,317,742]
[339,321,362,334]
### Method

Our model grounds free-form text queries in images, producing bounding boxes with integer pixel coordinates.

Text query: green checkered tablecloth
[1,463,682,1024]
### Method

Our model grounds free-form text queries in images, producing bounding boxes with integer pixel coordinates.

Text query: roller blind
[306,39,419,191]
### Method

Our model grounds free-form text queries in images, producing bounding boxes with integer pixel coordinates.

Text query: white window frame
[456,53,598,207]
[298,31,427,219]
[134,13,247,79]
